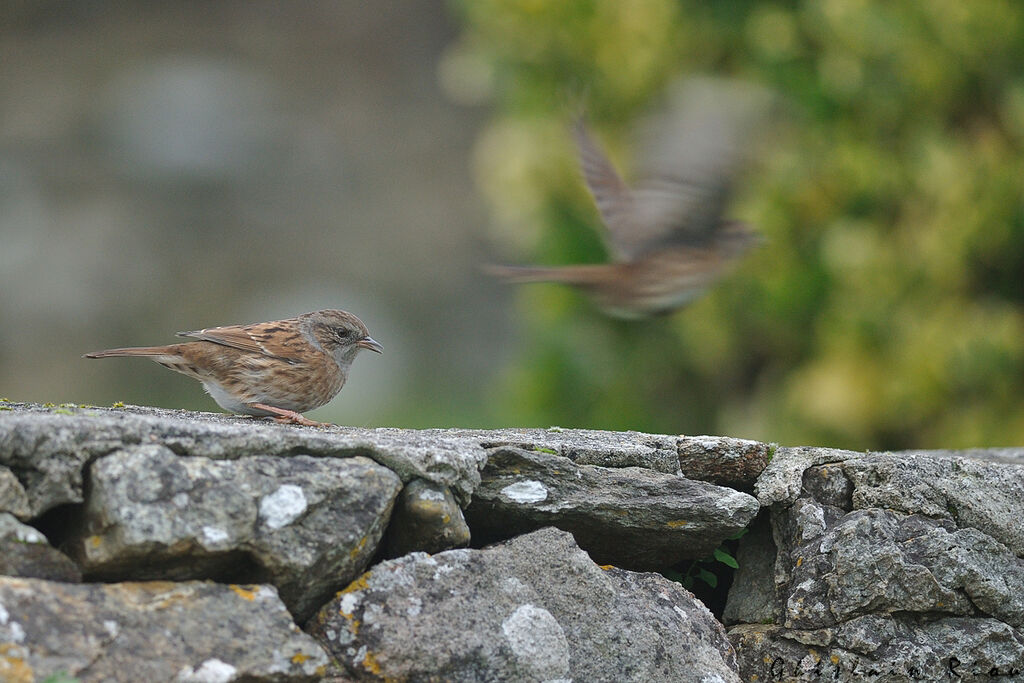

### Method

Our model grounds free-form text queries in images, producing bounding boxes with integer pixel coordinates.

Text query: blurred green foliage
[449,0,1024,449]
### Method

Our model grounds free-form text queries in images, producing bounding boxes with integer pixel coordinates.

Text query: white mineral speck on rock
[13,526,45,544]
[501,604,570,679]
[500,480,548,504]
[259,484,308,530]
[173,493,190,508]
[201,526,230,545]
[176,658,238,683]
[339,593,360,615]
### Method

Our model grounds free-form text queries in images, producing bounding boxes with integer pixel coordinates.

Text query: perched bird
[487,79,770,318]
[84,309,382,427]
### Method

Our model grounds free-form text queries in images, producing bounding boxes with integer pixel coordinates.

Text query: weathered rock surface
[0,402,487,516]
[71,444,401,621]
[0,512,81,582]
[465,447,759,569]
[384,478,470,557]
[0,402,768,519]
[731,617,1024,682]
[728,446,1024,681]
[0,577,330,682]
[309,527,741,682]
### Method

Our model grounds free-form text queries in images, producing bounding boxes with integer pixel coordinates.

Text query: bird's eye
[334,328,351,340]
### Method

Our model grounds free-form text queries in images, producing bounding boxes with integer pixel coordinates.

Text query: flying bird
[487,79,771,319]
[84,309,382,426]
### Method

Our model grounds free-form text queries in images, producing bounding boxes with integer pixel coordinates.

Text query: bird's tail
[483,263,609,285]
[83,346,176,359]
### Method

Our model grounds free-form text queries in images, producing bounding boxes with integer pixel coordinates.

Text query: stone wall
[0,401,1021,681]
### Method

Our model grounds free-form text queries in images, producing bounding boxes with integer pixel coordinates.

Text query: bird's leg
[247,403,330,428]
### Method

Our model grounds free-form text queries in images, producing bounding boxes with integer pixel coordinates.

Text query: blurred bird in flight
[487,78,772,319]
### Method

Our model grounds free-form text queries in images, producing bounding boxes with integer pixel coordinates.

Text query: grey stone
[730,616,1024,682]
[0,465,30,519]
[843,452,1024,557]
[309,527,741,682]
[0,512,81,582]
[722,514,775,625]
[71,444,401,621]
[465,447,758,570]
[0,576,330,682]
[755,446,861,508]
[0,402,487,515]
[385,478,470,557]
[678,435,774,488]
[782,509,1024,630]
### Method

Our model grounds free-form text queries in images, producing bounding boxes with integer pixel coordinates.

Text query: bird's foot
[248,403,331,428]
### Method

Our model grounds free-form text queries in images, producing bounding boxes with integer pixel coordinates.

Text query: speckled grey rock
[71,444,401,621]
[727,446,1024,681]
[309,527,741,682]
[385,478,470,557]
[678,436,774,489]
[0,465,31,519]
[722,513,774,625]
[0,577,330,682]
[730,616,1024,682]
[0,402,487,516]
[0,512,81,582]
[465,447,758,569]
[0,403,776,520]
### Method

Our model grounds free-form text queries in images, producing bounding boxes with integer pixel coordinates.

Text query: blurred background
[2,1,1023,450]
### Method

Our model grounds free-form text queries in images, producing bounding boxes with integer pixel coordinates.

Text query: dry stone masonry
[0,400,1022,681]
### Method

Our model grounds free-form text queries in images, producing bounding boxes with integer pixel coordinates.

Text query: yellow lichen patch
[230,584,261,601]
[665,520,688,528]
[796,557,803,567]
[441,514,451,524]
[831,654,840,664]
[349,536,368,560]
[598,564,615,571]
[340,572,372,594]
[89,535,103,548]
[291,652,311,664]
[0,646,33,683]
[361,650,383,675]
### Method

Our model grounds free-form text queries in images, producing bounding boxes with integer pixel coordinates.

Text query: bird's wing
[630,78,772,253]
[177,318,306,361]
[573,121,638,261]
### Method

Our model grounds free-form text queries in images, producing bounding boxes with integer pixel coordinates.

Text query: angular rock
[72,445,401,621]
[781,508,1024,630]
[309,527,740,682]
[0,512,81,582]
[385,478,470,557]
[0,577,330,682]
[477,427,683,473]
[730,617,1024,682]
[722,513,775,625]
[678,436,774,489]
[465,447,758,569]
[0,402,487,516]
[0,466,31,519]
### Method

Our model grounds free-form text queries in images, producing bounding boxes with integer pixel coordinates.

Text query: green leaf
[714,547,739,569]
[698,568,718,588]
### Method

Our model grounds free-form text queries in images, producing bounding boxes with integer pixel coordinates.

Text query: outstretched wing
[574,120,637,261]
[177,317,308,362]
[630,78,773,253]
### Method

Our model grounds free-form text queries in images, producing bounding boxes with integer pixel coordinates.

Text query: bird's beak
[357,336,383,354]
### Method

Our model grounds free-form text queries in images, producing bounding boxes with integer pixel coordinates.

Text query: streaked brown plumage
[84,309,382,426]
[487,79,770,318]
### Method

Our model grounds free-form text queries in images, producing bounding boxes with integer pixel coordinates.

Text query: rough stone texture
[728,446,1024,681]
[465,447,759,570]
[678,436,774,489]
[0,577,330,682]
[0,402,487,515]
[309,527,741,682]
[0,467,30,520]
[0,512,81,583]
[384,478,470,558]
[0,403,770,519]
[722,513,774,626]
[71,444,401,622]
[731,618,1024,682]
